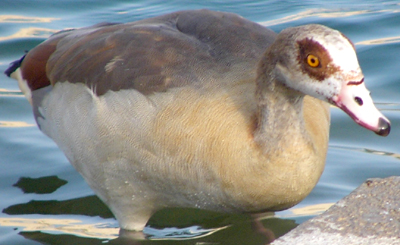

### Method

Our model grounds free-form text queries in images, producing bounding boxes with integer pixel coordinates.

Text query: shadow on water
[3,175,113,218]
[13,176,68,194]
[16,217,297,245]
[2,175,298,244]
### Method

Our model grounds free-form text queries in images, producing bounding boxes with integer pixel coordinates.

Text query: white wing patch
[10,68,33,105]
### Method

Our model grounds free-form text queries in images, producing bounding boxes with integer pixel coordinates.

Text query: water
[1,1,400,244]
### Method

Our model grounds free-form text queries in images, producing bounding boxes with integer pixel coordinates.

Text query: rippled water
[1,1,400,244]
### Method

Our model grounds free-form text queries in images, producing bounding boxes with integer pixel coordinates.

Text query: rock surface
[272,176,400,245]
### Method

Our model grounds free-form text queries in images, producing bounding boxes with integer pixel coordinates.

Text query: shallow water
[1,1,400,244]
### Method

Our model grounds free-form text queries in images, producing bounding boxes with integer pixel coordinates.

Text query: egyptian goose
[5,9,390,231]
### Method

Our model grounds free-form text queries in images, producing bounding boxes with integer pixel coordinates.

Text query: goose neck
[254,65,310,154]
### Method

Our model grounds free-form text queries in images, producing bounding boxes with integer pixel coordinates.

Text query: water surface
[1,1,400,244]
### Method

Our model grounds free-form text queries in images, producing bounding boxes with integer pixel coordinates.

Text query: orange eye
[306,54,320,68]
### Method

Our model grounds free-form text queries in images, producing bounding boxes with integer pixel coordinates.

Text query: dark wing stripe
[4,54,26,77]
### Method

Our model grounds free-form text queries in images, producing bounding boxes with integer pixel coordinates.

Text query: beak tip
[375,117,391,137]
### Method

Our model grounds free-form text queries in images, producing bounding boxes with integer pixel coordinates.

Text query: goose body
[5,10,390,231]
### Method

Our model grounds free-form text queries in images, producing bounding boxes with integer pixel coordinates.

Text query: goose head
[267,24,390,136]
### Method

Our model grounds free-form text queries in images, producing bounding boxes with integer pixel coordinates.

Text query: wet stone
[272,176,400,245]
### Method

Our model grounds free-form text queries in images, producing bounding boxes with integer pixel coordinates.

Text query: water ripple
[0,121,34,127]
[0,88,23,97]
[357,36,400,45]
[330,144,400,162]
[0,15,59,23]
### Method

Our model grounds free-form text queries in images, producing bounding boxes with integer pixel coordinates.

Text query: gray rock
[272,176,400,245]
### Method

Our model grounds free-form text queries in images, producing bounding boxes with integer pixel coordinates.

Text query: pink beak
[333,78,390,136]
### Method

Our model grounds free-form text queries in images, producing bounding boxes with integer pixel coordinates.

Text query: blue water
[1,1,400,244]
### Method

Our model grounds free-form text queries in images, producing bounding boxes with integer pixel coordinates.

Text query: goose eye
[306,54,320,68]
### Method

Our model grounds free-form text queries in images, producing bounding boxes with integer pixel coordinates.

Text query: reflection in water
[2,176,238,242]
[0,89,35,127]
[375,102,400,111]
[1,176,305,243]
[0,27,57,41]
[1,176,119,241]
[1,187,306,244]
[0,88,24,96]
[0,217,119,240]
[0,216,229,242]
[363,148,400,161]
[330,144,400,161]
[0,15,58,23]
[357,36,400,45]
[1,215,299,244]
[133,225,228,240]
[0,121,35,127]
[3,195,114,218]
[261,9,370,26]
[278,203,334,218]
[0,15,59,41]
[13,176,67,194]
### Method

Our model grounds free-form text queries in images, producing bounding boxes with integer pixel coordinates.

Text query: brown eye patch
[297,38,340,81]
